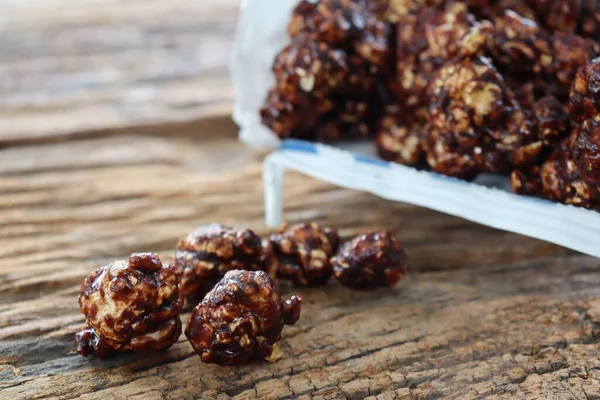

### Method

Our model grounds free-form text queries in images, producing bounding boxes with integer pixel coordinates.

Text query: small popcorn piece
[353,13,391,67]
[467,0,537,21]
[263,0,389,142]
[272,34,349,100]
[331,232,407,290]
[426,30,542,179]
[263,222,340,286]
[488,11,553,75]
[288,0,319,37]
[490,0,537,20]
[260,89,334,139]
[289,0,370,45]
[335,96,373,125]
[550,31,600,99]
[579,2,600,39]
[464,0,493,19]
[526,0,580,33]
[341,53,381,93]
[395,1,477,118]
[375,109,424,166]
[572,117,600,185]
[532,95,570,145]
[513,132,600,208]
[175,224,264,303]
[382,1,483,167]
[524,0,600,39]
[540,149,599,208]
[511,81,536,110]
[569,57,600,124]
[375,0,445,23]
[289,0,392,66]
[316,95,380,140]
[185,270,303,365]
[312,118,373,142]
[489,10,600,100]
[511,165,543,196]
[75,253,183,359]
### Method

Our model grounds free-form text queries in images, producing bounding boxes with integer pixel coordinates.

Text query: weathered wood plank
[2,0,600,398]
[0,128,599,399]
[0,0,238,144]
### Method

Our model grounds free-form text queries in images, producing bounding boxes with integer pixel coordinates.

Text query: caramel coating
[273,34,349,101]
[342,53,381,93]
[75,253,183,359]
[464,0,493,19]
[375,0,445,24]
[426,27,542,179]
[336,96,372,125]
[260,89,334,139]
[263,0,600,180]
[526,0,580,33]
[287,0,319,37]
[332,232,407,290]
[569,58,600,188]
[532,95,570,146]
[395,1,476,119]
[512,133,600,208]
[385,2,481,169]
[375,109,424,166]
[467,0,538,21]
[175,224,263,303]
[263,0,387,141]
[260,88,377,141]
[579,3,600,39]
[539,150,599,208]
[314,95,380,140]
[551,32,600,98]
[511,165,543,197]
[512,81,536,110]
[491,0,537,20]
[288,0,391,66]
[289,1,376,44]
[185,270,303,365]
[354,12,391,67]
[288,0,367,44]
[263,222,340,286]
[489,11,600,100]
[488,10,551,71]
[569,57,600,124]
[572,117,600,186]
[524,0,600,39]
[315,115,373,141]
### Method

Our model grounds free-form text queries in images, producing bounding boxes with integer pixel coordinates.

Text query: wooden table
[1,1,600,399]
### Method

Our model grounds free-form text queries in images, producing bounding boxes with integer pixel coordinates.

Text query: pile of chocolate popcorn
[75,223,407,365]
[260,0,600,209]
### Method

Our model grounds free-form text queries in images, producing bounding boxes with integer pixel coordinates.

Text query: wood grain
[1,129,599,399]
[2,0,600,398]
[0,0,239,145]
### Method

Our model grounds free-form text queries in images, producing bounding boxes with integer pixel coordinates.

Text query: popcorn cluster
[76,222,408,365]
[262,0,600,209]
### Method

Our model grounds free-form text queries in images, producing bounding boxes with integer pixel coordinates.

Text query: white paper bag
[230,0,600,257]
